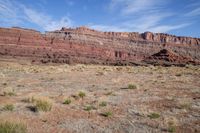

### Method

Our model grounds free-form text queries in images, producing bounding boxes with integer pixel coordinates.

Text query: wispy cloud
[90,24,127,32]
[185,7,200,16]
[0,0,24,25]
[110,0,166,15]
[0,0,72,31]
[65,0,74,6]
[23,7,72,31]
[91,0,190,33]
[147,23,191,33]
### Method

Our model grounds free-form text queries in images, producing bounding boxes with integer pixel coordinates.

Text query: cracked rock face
[0,27,199,66]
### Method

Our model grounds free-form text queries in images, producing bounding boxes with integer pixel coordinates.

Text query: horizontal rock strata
[0,26,199,65]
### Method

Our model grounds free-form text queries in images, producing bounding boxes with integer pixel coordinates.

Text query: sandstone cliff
[0,26,199,66]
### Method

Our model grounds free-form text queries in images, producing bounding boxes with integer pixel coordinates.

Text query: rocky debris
[144,49,199,66]
[0,26,199,66]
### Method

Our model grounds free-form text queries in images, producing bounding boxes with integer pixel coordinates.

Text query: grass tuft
[99,101,107,107]
[3,91,16,96]
[21,96,35,103]
[63,99,71,105]
[101,111,112,117]
[0,121,27,133]
[78,91,86,98]
[3,104,14,111]
[34,99,52,112]
[148,113,160,119]
[84,105,96,111]
[168,126,176,133]
[128,84,137,89]
[105,91,113,96]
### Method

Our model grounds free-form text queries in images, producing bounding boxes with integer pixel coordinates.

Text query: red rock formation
[0,26,199,65]
[144,49,199,66]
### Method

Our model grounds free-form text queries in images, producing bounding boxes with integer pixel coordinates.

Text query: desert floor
[0,60,199,133]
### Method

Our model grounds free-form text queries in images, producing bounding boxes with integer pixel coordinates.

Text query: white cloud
[0,0,24,25]
[186,7,200,16]
[0,0,72,31]
[147,23,190,33]
[90,24,128,32]
[110,0,167,14]
[104,0,191,33]
[23,7,72,31]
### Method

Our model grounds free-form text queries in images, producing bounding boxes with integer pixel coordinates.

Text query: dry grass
[3,104,14,111]
[22,96,52,112]
[0,61,199,132]
[0,121,27,133]
[101,111,113,117]
[34,97,52,112]
[2,88,16,96]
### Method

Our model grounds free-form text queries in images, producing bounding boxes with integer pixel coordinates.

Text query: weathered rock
[0,26,199,66]
[144,49,199,66]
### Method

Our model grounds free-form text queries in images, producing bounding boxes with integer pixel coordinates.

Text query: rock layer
[0,26,199,65]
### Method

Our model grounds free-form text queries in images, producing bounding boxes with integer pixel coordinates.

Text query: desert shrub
[84,105,96,111]
[99,101,107,107]
[180,103,191,110]
[78,91,86,98]
[101,111,112,117]
[34,98,52,112]
[63,99,71,105]
[148,113,160,119]
[128,84,137,89]
[3,104,14,111]
[0,121,27,133]
[21,96,35,103]
[168,126,176,132]
[22,96,52,112]
[3,88,16,96]
[105,91,113,96]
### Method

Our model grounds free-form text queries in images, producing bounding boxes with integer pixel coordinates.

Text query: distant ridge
[0,26,199,66]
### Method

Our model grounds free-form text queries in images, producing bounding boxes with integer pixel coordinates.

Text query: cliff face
[0,26,199,65]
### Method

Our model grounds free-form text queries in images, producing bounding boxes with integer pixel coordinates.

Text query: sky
[0,0,200,37]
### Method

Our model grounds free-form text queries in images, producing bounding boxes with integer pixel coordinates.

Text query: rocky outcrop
[0,26,199,66]
[144,49,199,66]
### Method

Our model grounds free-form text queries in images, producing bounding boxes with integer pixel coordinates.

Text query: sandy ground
[0,60,199,133]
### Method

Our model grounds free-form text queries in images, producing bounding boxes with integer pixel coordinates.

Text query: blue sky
[0,0,200,37]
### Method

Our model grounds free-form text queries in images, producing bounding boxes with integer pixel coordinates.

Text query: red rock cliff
[0,26,199,65]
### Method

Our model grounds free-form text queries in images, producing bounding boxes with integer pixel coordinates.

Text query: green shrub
[148,113,160,119]
[168,126,176,133]
[84,105,96,111]
[3,104,14,111]
[0,121,27,133]
[101,111,112,117]
[99,101,107,107]
[78,91,86,98]
[128,84,137,89]
[63,99,71,105]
